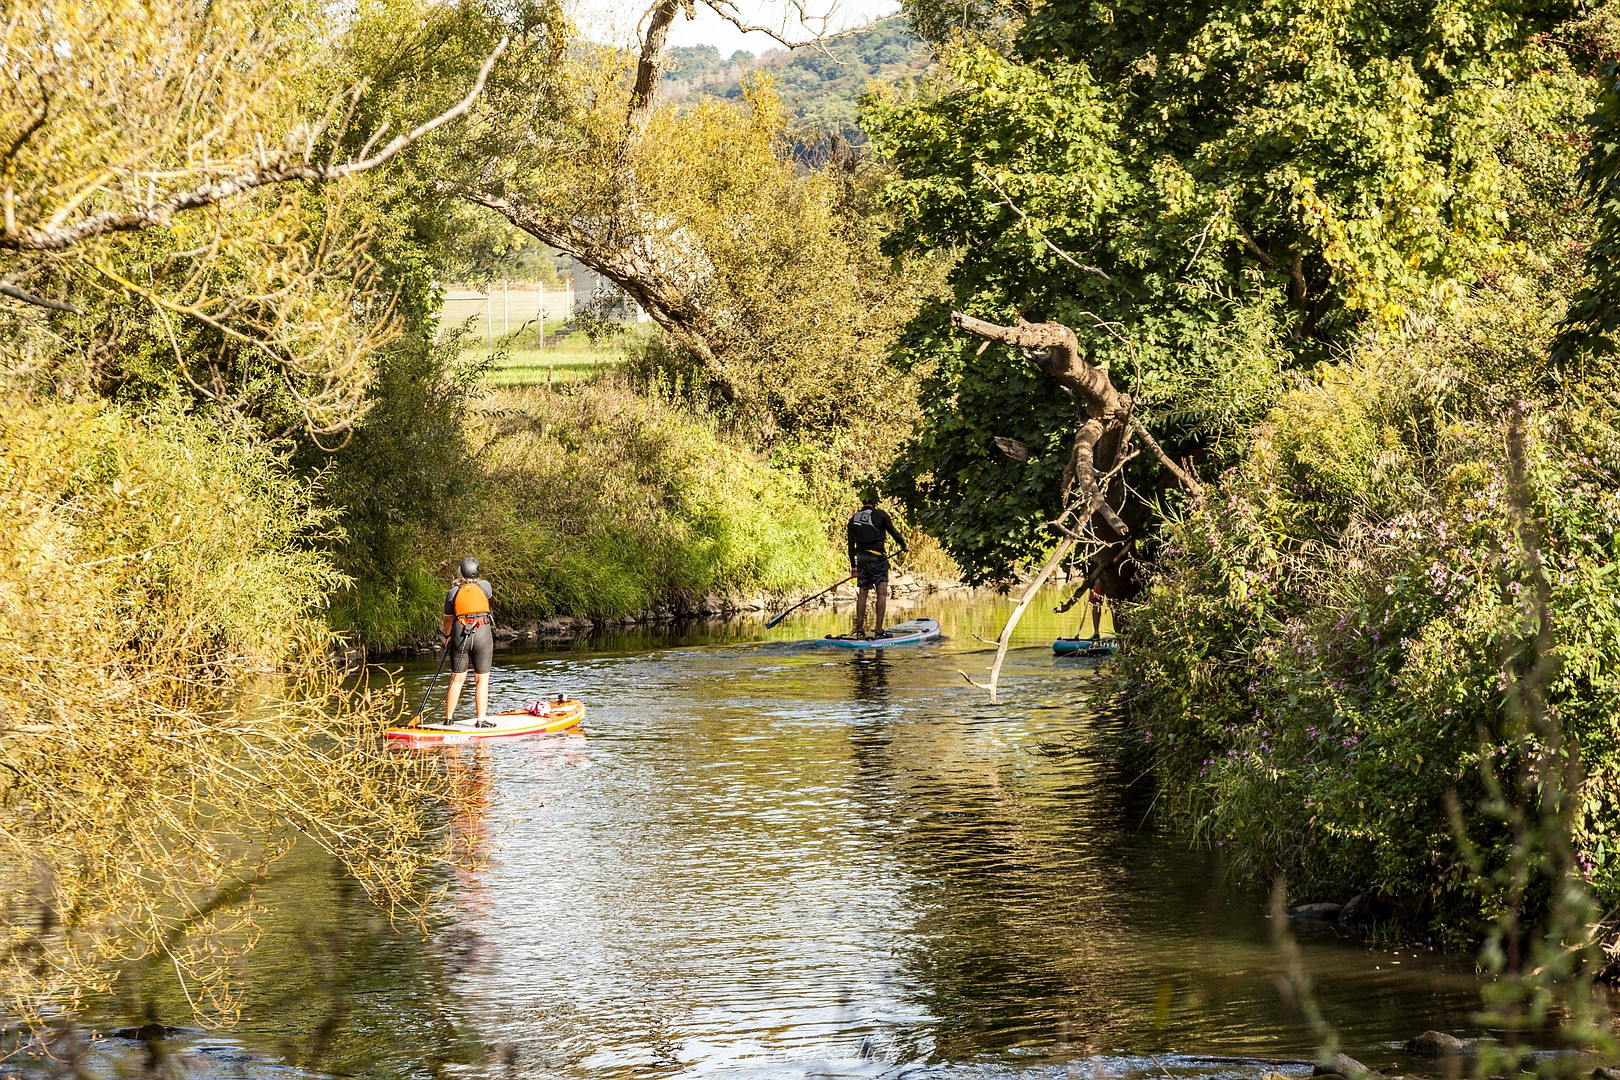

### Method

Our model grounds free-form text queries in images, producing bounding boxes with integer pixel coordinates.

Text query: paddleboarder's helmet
[459,556,481,580]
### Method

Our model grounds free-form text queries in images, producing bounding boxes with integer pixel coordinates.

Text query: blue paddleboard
[820,618,940,649]
[1053,637,1119,656]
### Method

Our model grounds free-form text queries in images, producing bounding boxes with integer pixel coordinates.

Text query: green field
[468,329,650,387]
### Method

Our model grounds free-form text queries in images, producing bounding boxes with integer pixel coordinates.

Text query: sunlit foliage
[0,400,458,1025]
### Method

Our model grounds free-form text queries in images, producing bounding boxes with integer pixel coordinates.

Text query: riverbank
[1117,253,1620,958]
[345,569,978,663]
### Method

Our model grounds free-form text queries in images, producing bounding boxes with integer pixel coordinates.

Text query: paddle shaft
[764,550,902,629]
[415,634,451,721]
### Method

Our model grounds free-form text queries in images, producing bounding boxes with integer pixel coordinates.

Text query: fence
[436,281,576,344]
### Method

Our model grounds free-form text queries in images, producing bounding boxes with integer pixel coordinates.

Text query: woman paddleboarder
[443,557,496,727]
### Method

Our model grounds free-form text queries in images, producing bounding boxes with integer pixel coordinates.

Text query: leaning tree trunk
[948,311,1201,702]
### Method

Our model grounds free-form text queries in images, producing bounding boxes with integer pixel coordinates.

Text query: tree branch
[1235,222,1276,267]
[1130,418,1203,502]
[703,0,870,48]
[974,166,1113,282]
[959,535,1077,704]
[1287,249,1306,309]
[1,39,508,253]
[0,281,82,315]
[628,1,690,128]
[463,188,740,404]
[993,435,1033,462]
[949,310,1126,416]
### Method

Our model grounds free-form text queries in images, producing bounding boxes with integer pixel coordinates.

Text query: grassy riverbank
[328,373,845,649]
[466,328,645,387]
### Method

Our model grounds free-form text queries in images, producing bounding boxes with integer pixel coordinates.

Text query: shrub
[1122,265,1620,939]
[0,397,453,1024]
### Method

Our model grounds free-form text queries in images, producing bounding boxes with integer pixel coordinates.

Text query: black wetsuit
[444,579,495,674]
[847,506,906,588]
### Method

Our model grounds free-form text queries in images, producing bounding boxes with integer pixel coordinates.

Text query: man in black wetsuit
[847,488,908,639]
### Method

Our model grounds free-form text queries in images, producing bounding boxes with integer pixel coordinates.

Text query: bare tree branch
[1130,418,1203,501]
[707,1,880,54]
[1235,221,1276,267]
[0,281,82,315]
[1,39,508,253]
[993,435,1033,461]
[957,535,1076,703]
[974,165,1112,282]
[949,311,1126,416]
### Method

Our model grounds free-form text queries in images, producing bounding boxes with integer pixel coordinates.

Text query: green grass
[467,328,653,387]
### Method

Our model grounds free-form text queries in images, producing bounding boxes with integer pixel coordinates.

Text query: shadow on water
[56,589,1504,1079]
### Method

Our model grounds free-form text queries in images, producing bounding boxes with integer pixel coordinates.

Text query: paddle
[765,574,853,630]
[764,551,904,630]
[412,635,451,726]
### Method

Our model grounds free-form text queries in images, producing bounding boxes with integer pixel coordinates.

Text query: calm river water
[85,591,1494,1080]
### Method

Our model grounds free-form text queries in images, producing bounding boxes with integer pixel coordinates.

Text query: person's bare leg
[874,581,889,635]
[854,586,869,636]
[474,672,489,720]
[1090,603,1102,640]
[445,671,467,721]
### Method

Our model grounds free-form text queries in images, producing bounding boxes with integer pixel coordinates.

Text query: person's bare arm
[442,615,454,640]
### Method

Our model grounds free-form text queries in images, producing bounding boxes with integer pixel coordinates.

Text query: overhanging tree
[865,0,1592,594]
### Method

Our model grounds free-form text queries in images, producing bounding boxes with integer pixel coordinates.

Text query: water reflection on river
[88,591,1490,1080]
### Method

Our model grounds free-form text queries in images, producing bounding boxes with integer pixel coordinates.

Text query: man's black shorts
[450,620,494,674]
[854,555,889,589]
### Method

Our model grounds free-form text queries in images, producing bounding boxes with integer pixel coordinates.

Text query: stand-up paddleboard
[385,699,586,742]
[820,618,940,649]
[1053,637,1119,656]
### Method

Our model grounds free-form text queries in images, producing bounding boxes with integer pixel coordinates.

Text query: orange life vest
[453,582,491,623]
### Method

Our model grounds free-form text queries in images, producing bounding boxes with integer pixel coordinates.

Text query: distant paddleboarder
[1084,582,1106,640]
[847,488,908,639]
[443,557,496,727]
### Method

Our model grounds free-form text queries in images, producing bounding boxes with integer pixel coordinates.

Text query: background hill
[662,18,929,141]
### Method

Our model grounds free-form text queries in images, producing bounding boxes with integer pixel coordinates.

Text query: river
[81,590,1491,1080]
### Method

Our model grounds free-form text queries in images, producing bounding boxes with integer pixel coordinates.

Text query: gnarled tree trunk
[948,310,1201,701]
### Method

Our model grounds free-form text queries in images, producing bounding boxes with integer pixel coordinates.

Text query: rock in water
[1405,1031,1472,1059]
[1591,1069,1620,1080]
[1314,1053,1380,1079]
[1289,902,1345,921]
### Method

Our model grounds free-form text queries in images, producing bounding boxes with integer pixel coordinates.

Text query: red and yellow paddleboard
[385,699,586,742]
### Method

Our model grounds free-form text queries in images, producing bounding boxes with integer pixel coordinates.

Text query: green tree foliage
[1560,46,1620,361]
[865,0,1593,585]
[663,44,756,84]
[1118,230,1620,938]
[899,0,1033,51]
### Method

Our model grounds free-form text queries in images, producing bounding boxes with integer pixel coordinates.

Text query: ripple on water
[75,594,1499,1080]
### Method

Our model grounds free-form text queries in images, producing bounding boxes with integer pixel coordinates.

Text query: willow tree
[0,0,507,1028]
[0,0,504,443]
[425,1,940,449]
